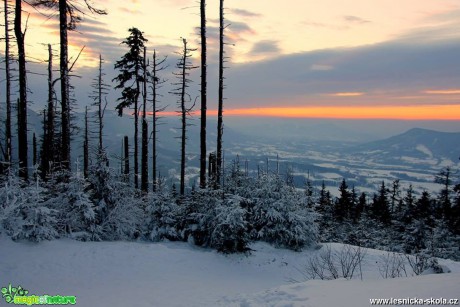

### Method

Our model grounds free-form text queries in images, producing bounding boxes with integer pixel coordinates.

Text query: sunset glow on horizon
[150,104,460,120]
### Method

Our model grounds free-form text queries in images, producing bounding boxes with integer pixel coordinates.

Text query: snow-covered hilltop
[1,236,459,307]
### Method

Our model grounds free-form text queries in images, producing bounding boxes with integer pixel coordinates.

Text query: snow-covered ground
[1,236,459,307]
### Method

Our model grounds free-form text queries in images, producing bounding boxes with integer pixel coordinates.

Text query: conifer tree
[372,181,391,224]
[435,167,453,218]
[113,27,148,189]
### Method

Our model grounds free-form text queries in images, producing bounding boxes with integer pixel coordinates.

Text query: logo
[1,284,76,305]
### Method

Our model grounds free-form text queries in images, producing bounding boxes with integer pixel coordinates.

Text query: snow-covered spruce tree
[210,194,250,253]
[87,155,144,240]
[427,219,460,260]
[249,173,318,251]
[146,190,181,241]
[451,183,460,235]
[1,174,58,242]
[179,189,250,253]
[0,173,27,234]
[45,169,97,240]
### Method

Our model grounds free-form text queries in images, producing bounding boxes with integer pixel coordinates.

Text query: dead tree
[150,50,167,192]
[216,0,227,188]
[3,0,13,169]
[83,106,89,178]
[90,54,109,158]
[40,44,56,179]
[33,133,37,166]
[199,0,207,189]
[32,0,106,170]
[141,46,148,192]
[14,0,28,180]
[124,135,129,181]
[171,38,197,196]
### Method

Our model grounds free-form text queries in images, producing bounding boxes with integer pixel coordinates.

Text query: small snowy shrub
[146,192,181,241]
[2,177,59,242]
[210,195,250,253]
[180,189,250,253]
[46,171,98,240]
[250,174,318,251]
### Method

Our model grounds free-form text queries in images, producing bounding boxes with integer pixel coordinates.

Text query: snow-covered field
[1,236,459,307]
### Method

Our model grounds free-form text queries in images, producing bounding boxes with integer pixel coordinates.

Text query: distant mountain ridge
[347,128,460,164]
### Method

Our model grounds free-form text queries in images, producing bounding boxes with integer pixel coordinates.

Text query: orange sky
[156,104,460,120]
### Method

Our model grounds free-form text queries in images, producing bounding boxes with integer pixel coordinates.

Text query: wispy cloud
[424,89,460,94]
[228,8,261,18]
[310,64,334,71]
[343,15,371,25]
[328,92,364,97]
[250,40,280,54]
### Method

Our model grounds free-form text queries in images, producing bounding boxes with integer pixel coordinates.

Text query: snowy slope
[1,236,459,307]
[224,273,460,307]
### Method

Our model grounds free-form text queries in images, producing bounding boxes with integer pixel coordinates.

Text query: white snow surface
[1,236,459,307]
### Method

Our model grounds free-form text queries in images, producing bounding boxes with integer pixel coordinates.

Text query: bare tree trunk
[152,51,157,192]
[83,106,89,178]
[134,54,140,189]
[150,50,166,192]
[41,44,55,178]
[216,0,225,189]
[141,46,148,192]
[124,135,129,180]
[98,54,103,155]
[33,133,37,166]
[199,0,207,189]
[14,0,28,180]
[4,0,12,166]
[180,40,188,196]
[59,0,71,170]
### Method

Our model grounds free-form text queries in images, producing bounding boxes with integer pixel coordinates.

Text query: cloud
[250,40,280,54]
[310,64,334,71]
[328,92,365,97]
[303,21,346,30]
[424,89,460,95]
[343,15,371,24]
[391,8,460,43]
[228,8,261,18]
[224,38,460,108]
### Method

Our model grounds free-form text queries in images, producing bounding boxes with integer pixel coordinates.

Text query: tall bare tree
[123,135,129,180]
[171,38,196,196]
[40,44,56,179]
[216,0,226,188]
[3,0,13,169]
[32,0,106,170]
[90,54,108,157]
[14,0,28,180]
[150,50,167,192]
[199,0,207,189]
[141,46,148,192]
[83,106,89,178]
